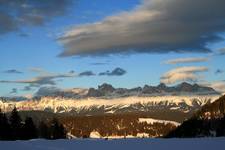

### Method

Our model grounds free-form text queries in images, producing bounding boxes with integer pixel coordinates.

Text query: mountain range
[0,82,223,138]
[19,82,220,99]
[1,82,219,101]
[0,82,221,123]
[72,82,219,98]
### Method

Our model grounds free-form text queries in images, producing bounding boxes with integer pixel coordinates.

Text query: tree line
[165,95,225,138]
[59,114,177,138]
[165,115,225,138]
[0,107,66,140]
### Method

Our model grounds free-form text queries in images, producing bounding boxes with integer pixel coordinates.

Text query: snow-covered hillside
[0,138,224,150]
[86,118,180,139]
[138,118,180,126]
[0,95,220,114]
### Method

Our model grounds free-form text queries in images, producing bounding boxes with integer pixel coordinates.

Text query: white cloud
[161,66,208,84]
[164,57,209,64]
[29,67,50,75]
[206,81,225,94]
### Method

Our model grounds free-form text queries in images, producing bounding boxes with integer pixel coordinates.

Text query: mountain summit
[86,82,219,98]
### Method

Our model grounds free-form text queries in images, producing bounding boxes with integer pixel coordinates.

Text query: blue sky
[0,0,225,97]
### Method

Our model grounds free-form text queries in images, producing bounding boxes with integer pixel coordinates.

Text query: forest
[0,108,66,140]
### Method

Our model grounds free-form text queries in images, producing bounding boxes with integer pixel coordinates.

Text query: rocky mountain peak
[98,83,115,92]
[157,83,167,89]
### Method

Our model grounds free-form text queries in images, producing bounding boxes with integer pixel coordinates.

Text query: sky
[0,0,225,97]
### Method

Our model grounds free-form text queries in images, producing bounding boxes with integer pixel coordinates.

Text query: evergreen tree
[0,108,69,140]
[38,121,50,139]
[0,110,11,140]
[22,117,38,140]
[216,116,225,136]
[59,124,66,139]
[50,118,66,139]
[1,113,11,140]
[9,107,22,140]
[0,109,3,139]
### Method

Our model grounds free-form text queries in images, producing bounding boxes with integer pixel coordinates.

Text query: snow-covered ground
[0,138,224,150]
[138,118,180,126]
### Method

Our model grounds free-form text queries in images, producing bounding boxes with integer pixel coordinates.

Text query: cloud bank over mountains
[0,67,127,95]
[161,66,208,85]
[201,81,225,94]
[34,86,61,97]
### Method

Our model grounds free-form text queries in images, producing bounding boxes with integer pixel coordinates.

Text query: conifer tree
[9,107,22,140]
[38,121,50,139]
[1,113,11,140]
[22,117,38,140]
[0,109,11,140]
[59,124,66,139]
[50,118,66,139]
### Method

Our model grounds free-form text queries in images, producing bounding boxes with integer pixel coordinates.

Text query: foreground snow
[0,138,224,150]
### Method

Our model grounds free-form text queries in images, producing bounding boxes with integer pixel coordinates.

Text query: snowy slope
[0,95,220,114]
[0,138,224,150]
[138,118,180,126]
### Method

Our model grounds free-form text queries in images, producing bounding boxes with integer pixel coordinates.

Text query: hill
[166,95,225,137]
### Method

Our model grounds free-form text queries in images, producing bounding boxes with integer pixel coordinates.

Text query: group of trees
[60,114,177,138]
[166,95,225,138]
[165,115,225,138]
[0,107,66,140]
[166,112,225,138]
